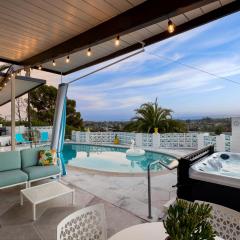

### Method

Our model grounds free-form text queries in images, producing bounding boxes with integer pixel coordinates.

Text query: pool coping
[64,142,179,177]
[66,164,175,177]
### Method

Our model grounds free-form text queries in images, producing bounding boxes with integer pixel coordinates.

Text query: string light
[52,59,56,66]
[38,65,42,70]
[87,48,92,57]
[115,35,120,46]
[66,56,70,63]
[168,19,175,33]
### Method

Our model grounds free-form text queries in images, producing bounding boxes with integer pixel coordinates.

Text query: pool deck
[0,178,145,240]
[0,147,193,239]
[64,166,177,220]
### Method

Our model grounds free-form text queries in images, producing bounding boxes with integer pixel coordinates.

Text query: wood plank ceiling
[0,0,239,75]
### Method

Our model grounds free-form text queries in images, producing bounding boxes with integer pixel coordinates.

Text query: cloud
[70,52,240,94]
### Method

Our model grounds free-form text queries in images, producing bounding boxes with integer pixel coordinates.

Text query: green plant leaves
[163,199,216,240]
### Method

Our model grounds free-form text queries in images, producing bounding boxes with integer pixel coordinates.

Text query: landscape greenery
[164,199,216,240]
[0,85,83,137]
[124,98,187,133]
[29,85,83,136]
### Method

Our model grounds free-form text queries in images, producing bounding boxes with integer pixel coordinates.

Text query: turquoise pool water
[63,143,175,173]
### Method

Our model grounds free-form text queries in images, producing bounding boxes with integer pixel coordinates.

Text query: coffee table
[20,181,75,220]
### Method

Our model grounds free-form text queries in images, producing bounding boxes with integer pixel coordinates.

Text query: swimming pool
[63,143,175,174]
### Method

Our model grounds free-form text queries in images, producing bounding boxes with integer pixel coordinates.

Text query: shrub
[164,199,216,240]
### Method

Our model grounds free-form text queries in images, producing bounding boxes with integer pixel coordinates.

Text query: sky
[1,12,240,121]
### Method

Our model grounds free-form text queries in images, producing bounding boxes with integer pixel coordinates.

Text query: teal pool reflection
[63,144,175,173]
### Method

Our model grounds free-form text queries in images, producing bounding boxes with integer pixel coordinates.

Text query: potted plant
[164,199,216,240]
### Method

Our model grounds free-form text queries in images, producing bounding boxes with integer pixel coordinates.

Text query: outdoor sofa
[0,147,60,189]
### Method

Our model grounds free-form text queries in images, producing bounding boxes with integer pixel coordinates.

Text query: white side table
[20,181,75,220]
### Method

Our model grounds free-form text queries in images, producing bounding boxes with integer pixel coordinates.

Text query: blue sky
[1,12,240,121]
[63,12,240,121]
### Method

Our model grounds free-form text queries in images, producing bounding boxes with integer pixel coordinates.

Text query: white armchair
[195,201,240,240]
[57,204,107,240]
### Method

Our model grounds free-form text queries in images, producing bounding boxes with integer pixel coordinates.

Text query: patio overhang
[0,74,46,106]
[0,0,239,75]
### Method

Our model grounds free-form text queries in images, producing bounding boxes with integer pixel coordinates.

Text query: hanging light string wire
[145,51,240,86]
[68,48,144,85]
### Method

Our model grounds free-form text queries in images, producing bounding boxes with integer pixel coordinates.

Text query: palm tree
[126,98,173,133]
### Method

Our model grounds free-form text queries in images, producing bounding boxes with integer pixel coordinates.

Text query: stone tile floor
[0,179,146,240]
[64,167,178,220]
[0,145,190,240]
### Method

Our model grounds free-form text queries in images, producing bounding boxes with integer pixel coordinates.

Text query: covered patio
[0,1,240,240]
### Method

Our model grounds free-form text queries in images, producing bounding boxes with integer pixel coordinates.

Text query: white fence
[72,131,232,152]
[0,126,232,152]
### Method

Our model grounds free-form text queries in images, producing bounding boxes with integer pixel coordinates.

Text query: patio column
[51,83,68,175]
[11,74,16,150]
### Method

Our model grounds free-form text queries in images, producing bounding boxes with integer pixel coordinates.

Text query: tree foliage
[124,98,187,133]
[214,125,223,135]
[29,85,57,125]
[16,97,27,123]
[29,85,83,130]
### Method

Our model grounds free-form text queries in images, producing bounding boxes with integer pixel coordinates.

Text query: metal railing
[147,159,178,219]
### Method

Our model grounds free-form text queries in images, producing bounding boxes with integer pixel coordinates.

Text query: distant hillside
[83,117,231,134]
[183,117,231,133]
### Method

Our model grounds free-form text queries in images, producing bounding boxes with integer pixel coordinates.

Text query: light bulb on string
[87,48,92,57]
[115,35,120,46]
[66,56,70,63]
[168,20,175,33]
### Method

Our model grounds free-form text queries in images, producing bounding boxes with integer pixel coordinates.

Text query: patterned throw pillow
[38,149,57,166]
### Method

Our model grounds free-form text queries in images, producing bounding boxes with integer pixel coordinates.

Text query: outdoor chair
[57,204,107,240]
[15,133,31,145]
[40,131,49,143]
[195,200,240,240]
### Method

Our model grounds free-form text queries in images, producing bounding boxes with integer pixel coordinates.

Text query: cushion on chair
[0,170,28,188]
[38,149,57,166]
[0,151,21,172]
[23,165,60,180]
[21,146,50,168]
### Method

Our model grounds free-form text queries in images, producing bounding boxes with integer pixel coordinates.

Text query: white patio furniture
[57,204,107,240]
[196,201,240,240]
[108,222,223,240]
[20,181,75,221]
